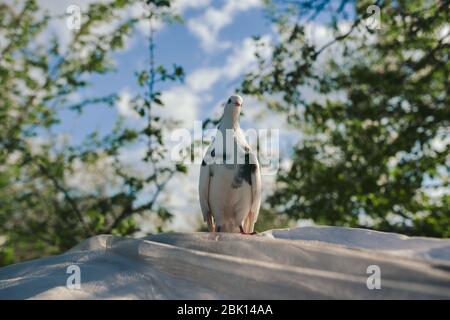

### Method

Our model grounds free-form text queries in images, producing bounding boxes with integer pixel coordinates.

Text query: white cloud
[144,33,271,132]
[163,35,272,124]
[130,1,165,36]
[159,86,202,128]
[187,0,262,52]
[172,0,212,14]
[223,35,271,78]
[186,68,222,92]
[163,164,203,231]
[132,0,213,38]
[116,84,203,125]
[240,95,287,130]
[35,0,98,51]
[184,35,273,96]
[117,89,140,119]
[187,9,232,51]
[35,0,210,55]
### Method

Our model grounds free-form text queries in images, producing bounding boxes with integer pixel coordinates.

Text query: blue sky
[29,1,449,232]
[33,0,370,231]
[50,0,274,146]
[41,0,407,232]
[37,0,288,231]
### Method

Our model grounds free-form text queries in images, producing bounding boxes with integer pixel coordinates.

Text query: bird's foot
[240,231,258,235]
[239,225,257,235]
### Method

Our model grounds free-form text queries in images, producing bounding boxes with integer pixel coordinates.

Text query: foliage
[254,208,293,232]
[242,0,450,237]
[0,0,186,266]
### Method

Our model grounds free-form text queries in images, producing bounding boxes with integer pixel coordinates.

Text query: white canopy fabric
[0,226,449,299]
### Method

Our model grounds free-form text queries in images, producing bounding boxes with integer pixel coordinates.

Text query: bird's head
[226,95,243,109]
[221,94,243,128]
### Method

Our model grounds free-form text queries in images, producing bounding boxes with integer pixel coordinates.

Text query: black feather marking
[210,149,215,157]
[231,153,256,188]
[201,159,206,166]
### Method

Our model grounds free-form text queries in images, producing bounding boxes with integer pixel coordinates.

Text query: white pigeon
[199,95,261,234]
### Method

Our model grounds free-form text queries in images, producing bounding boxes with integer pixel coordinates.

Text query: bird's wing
[244,153,261,233]
[199,160,214,232]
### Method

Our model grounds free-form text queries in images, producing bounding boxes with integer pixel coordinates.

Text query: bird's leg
[239,225,257,235]
[207,213,215,232]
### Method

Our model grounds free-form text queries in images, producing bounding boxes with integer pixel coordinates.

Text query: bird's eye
[227,98,231,104]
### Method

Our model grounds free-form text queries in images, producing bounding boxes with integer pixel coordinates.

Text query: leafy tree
[242,0,449,237]
[254,208,293,231]
[0,0,186,266]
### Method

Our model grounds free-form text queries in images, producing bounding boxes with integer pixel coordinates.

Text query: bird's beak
[235,101,242,107]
